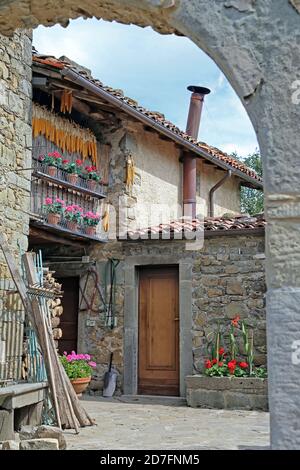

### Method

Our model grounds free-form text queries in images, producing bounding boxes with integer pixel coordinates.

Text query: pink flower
[88,361,97,368]
[85,354,91,360]
[76,159,83,166]
[52,151,62,158]
[63,351,67,356]
[38,155,45,161]
[65,205,74,212]
[62,159,69,164]
[45,197,53,204]
[55,198,65,205]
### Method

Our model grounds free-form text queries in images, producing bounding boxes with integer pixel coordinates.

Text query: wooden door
[138,266,179,396]
[58,277,79,355]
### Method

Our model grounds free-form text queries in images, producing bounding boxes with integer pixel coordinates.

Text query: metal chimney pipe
[183,86,210,219]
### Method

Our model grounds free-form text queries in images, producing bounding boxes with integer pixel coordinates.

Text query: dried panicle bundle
[32,103,97,164]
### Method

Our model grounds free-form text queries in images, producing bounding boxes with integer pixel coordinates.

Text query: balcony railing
[32,158,107,198]
[30,159,107,243]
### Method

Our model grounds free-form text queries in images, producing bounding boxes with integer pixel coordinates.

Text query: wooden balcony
[30,159,108,245]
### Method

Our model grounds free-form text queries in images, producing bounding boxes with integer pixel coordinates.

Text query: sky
[33,18,258,159]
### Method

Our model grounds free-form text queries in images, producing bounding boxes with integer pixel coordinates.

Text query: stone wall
[0,30,32,267]
[192,234,266,372]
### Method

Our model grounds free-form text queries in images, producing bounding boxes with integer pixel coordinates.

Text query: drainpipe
[183,86,210,218]
[208,170,232,217]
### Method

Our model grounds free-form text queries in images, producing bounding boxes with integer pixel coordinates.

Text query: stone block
[226,281,244,295]
[186,375,268,411]
[187,389,225,409]
[34,425,67,450]
[0,409,14,441]
[2,440,20,450]
[225,302,247,318]
[19,438,59,450]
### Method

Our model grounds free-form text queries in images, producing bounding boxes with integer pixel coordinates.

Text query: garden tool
[103,352,118,397]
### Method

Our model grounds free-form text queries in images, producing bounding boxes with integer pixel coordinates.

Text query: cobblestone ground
[65,396,270,450]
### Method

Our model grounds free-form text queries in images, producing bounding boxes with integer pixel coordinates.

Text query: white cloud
[220,143,258,158]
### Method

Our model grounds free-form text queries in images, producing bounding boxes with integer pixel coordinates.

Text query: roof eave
[39,65,262,190]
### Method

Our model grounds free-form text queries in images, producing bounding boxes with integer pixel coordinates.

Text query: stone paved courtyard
[64,396,270,450]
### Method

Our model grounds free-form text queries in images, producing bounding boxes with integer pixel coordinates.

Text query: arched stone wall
[1,0,300,449]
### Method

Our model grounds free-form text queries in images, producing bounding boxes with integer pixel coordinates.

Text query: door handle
[174,318,179,321]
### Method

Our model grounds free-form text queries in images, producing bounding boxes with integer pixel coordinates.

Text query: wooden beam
[29,226,88,248]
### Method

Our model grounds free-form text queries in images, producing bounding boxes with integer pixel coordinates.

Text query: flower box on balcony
[186,375,268,411]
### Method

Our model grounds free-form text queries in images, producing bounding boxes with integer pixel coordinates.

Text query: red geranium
[227,360,237,374]
[211,359,218,365]
[219,347,225,355]
[239,362,248,369]
[76,159,83,166]
[231,315,240,327]
[205,359,212,369]
[218,362,223,367]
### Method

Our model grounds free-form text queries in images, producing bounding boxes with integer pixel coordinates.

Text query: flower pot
[47,166,57,177]
[66,220,78,231]
[85,226,96,236]
[87,179,97,191]
[70,376,91,396]
[66,173,78,185]
[47,213,61,225]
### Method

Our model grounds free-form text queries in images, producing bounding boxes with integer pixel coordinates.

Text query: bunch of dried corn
[125,155,135,190]
[60,89,73,114]
[32,103,98,164]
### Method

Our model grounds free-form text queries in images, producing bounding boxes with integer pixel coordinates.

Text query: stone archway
[1,0,300,449]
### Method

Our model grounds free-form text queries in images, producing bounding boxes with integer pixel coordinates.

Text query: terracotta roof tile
[127,214,266,240]
[32,51,263,185]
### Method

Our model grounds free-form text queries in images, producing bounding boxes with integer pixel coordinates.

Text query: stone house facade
[0,41,266,398]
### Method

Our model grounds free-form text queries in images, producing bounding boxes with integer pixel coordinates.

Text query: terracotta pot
[85,226,96,236]
[70,376,91,396]
[66,173,78,185]
[47,166,57,177]
[47,213,61,225]
[66,220,78,231]
[87,179,97,191]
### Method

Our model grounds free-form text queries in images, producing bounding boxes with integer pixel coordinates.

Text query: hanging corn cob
[32,103,97,164]
[60,89,73,114]
[125,155,135,190]
[102,204,110,233]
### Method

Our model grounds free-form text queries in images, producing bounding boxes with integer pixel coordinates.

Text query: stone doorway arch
[1,0,300,449]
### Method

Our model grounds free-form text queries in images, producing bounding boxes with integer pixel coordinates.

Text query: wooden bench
[0,382,48,440]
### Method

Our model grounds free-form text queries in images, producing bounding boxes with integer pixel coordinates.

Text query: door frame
[124,255,193,397]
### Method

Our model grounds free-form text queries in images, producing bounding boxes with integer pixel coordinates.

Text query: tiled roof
[32,51,263,186]
[127,214,266,240]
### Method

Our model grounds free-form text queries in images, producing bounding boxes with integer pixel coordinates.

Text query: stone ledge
[186,375,268,411]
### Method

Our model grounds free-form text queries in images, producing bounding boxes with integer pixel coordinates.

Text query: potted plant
[60,351,96,396]
[63,160,81,185]
[43,197,65,225]
[82,211,101,236]
[64,204,83,231]
[203,316,267,379]
[82,165,101,191]
[38,151,63,177]
[185,316,268,410]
